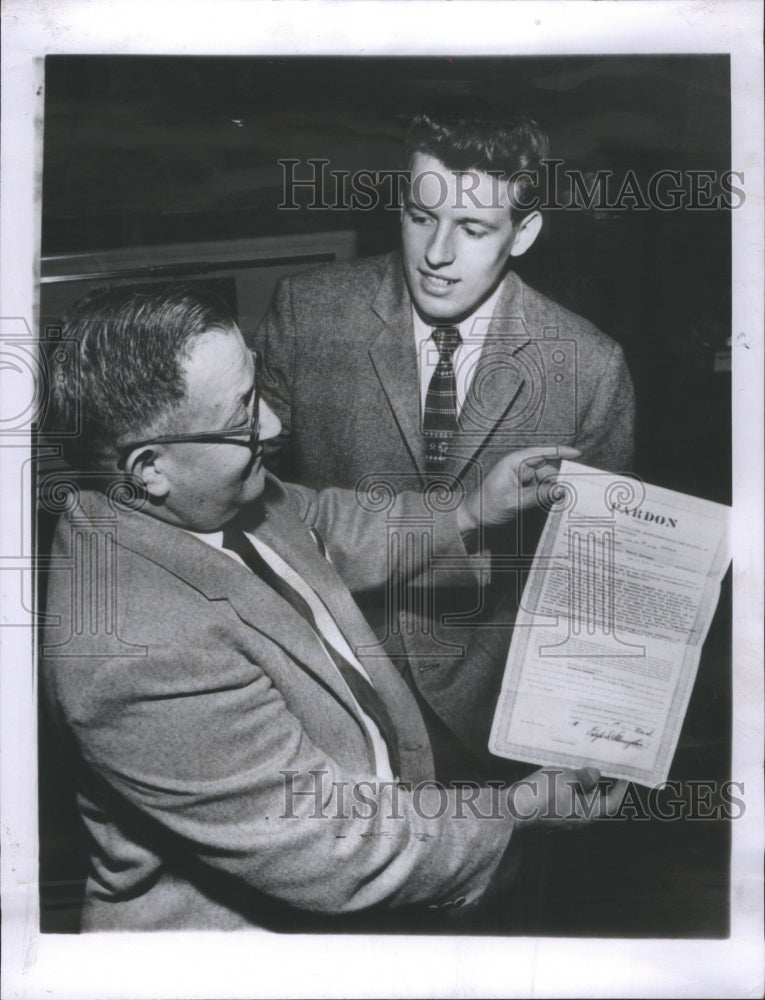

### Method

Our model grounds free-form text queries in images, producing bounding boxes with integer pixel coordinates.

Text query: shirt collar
[411,276,506,350]
[185,528,224,550]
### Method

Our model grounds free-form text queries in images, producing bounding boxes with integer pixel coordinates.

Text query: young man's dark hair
[49,282,235,471]
[405,103,550,217]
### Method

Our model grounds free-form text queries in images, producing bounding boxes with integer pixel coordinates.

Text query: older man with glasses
[40,282,622,933]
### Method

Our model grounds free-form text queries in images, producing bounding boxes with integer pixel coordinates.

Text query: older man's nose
[258,399,282,441]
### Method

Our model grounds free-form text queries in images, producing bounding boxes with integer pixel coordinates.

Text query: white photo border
[2,2,762,998]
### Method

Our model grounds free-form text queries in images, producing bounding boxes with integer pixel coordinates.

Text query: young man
[254,110,635,774]
[40,283,620,932]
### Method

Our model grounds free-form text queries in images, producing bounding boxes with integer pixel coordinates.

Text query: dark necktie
[222,526,401,777]
[423,325,462,472]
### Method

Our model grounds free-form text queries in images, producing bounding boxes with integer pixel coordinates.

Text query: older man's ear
[124,446,170,500]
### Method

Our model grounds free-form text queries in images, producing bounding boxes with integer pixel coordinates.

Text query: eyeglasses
[117,349,262,460]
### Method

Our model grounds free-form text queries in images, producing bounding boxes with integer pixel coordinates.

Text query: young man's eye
[463,226,486,239]
[406,208,431,225]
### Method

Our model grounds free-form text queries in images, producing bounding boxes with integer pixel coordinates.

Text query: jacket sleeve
[575,340,636,473]
[42,549,515,917]
[282,480,481,596]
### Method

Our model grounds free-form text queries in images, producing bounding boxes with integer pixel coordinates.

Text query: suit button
[418,662,439,673]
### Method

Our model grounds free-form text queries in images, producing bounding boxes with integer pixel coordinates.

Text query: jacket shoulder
[277,251,397,302]
[517,278,620,355]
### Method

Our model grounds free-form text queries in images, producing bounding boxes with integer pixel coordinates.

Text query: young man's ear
[124,446,170,500]
[509,210,543,258]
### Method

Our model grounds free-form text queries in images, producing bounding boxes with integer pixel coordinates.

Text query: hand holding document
[489,461,731,787]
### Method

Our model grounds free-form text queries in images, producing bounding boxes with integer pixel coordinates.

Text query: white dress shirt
[188,528,395,780]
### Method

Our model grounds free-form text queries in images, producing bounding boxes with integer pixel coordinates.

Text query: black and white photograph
[1,2,763,998]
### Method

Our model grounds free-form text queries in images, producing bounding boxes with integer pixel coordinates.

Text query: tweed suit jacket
[40,476,517,931]
[254,252,635,755]
[255,251,634,492]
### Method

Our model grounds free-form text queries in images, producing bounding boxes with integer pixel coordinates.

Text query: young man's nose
[425,224,456,268]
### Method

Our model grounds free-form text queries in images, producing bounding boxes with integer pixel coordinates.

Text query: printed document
[489,461,730,786]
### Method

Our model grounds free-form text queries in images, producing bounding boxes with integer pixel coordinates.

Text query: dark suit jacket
[40,477,516,931]
[254,252,635,757]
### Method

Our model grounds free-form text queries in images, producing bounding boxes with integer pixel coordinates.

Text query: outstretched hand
[508,766,628,831]
[456,445,581,535]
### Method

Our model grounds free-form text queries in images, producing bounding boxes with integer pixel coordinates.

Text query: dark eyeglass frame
[117,349,261,461]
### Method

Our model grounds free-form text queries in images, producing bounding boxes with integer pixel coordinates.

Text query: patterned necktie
[423,325,462,472]
[222,526,401,777]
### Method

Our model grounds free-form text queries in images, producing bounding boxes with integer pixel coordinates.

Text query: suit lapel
[250,492,416,718]
[76,484,432,776]
[249,484,432,759]
[94,491,366,722]
[441,272,531,481]
[368,258,426,475]
[365,262,537,483]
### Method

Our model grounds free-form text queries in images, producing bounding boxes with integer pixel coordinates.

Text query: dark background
[39,54,732,936]
[42,54,732,502]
